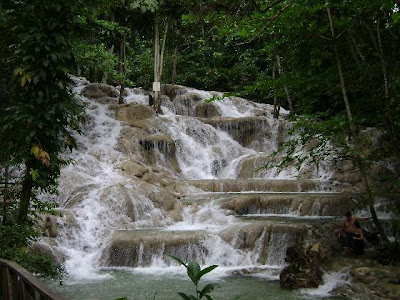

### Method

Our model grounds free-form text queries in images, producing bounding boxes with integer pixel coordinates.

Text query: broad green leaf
[187,262,201,285]
[198,265,218,280]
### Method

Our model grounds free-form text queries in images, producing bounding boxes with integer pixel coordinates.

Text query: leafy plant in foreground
[170,255,219,300]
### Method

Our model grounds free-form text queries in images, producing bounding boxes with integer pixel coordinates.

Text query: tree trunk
[17,164,34,224]
[153,18,161,114]
[102,10,115,84]
[326,5,353,124]
[2,166,9,224]
[118,32,126,104]
[159,20,168,79]
[376,21,389,101]
[171,21,179,85]
[326,2,392,248]
[376,20,399,156]
[153,18,168,114]
[272,60,280,119]
[275,55,293,113]
[172,46,178,85]
[102,45,114,84]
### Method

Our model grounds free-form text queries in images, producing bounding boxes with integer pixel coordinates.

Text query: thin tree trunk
[347,33,361,71]
[153,18,168,114]
[118,33,126,104]
[348,30,365,64]
[272,60,280,119]
[326,2,391,248]
[172,21,179,85]
[2,166,8,224]
[159,20,168,79]
[102,10,115,84]
[347,31,379,103]
[357,157,392,246]
[102,45,114,84]
[376,20,400,159]
[275,55,293,113]
[172,46,178,85]
[17,164,34,224]
[364,19,399,157]
[153,18,161,114]
[326,5,353,124]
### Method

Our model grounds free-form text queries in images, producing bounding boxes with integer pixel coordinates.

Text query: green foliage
[76,43,120,83]
[170,255,219,300]
[0,223,65,280]
[0,0,89,223]
[128,0,158,13]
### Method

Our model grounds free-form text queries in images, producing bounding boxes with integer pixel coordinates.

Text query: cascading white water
[156,116,254,179]
[49,79,169,282]
[43,78,348,299]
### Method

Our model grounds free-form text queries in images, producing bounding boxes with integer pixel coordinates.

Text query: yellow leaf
[20,74,31,87]
[310,243,320,252]
[39,150,51,166]
[30,145,40,158]
[13,67,24,76]
[21,76,27,87]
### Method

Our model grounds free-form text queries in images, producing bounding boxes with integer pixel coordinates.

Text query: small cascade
[266,229,295,267]
[159,116,255,179]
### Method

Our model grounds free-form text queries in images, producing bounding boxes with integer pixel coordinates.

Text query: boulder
[113,103,156,124]
[195,101,220,118]
[280,244,326,289]
[82,83,119,99]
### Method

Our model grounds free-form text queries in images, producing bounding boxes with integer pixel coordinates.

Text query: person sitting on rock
[352,220,365,255]
[339,211,369,252]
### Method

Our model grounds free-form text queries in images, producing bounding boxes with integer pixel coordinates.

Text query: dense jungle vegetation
[0,0,399,277]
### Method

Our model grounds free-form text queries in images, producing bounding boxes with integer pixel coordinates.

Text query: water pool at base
[50,269,346,300]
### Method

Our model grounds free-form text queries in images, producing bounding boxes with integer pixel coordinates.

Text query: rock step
[175,179,336,193]
[101,229,207,267]
[179,192,357,217]
[100,222,307,268]
[218,193,355,217]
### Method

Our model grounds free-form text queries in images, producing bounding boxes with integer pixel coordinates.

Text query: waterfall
[48,79,169,281]
[41,78,347,290]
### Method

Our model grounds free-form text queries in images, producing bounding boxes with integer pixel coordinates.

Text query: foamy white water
[299,269,350,298]
[50,79,168,281]
[41,78,364,300]
[159,116,255,179]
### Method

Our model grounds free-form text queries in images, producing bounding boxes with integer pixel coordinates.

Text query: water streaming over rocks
[39,78,395,298]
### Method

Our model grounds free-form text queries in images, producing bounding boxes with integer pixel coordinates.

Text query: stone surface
[82,83,119,99]
[113,103,156,124]
[100,229,207,267]
[350,265,400,300]
[280,244,326,289]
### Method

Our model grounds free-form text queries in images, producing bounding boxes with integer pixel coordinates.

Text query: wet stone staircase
[100,178,356,272]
